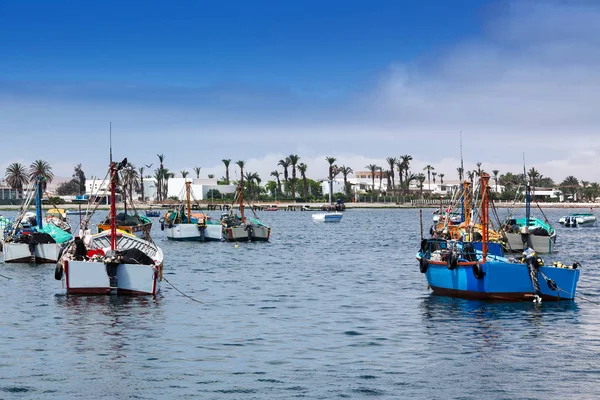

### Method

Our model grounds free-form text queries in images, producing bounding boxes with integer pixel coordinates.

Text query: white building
[165,178,236,201]
[320,179,347,197]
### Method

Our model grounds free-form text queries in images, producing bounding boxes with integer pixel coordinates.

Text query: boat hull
[559,215,597,227]
[3,242,62,263]
[223,226,270,242]
[98,223,152,239]
[166,223,222,241]
[422,260,579,301]
[504,232,556,254]
[312,212,343,223]
[64,259,160,295]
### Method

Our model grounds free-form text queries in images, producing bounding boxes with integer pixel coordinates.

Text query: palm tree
[378,166,384,193]
[5,162,29,197]
[138,166,145,201]
[278,157,290,195]
[338,166,353,196]
[208,174,215,179]
[475,162,483,177]
[396,160,404,189]
[181,170,189,178]
[560,176,580,201]
[386,157,397,190]
[432,172,437,184]
[325,157,338,202]
[528,167,540,190]
[288,154,300,198]
[400,155,412,187]
[423,165,434,192]
[222,159,231,184]
[417,173,426,199]
[439,173,445,185]
[457,167,464,181]
[121,163,140,204]
[492,169,499,193]
[236,160,246,193]
[194,167,201,178]
[365,164,378,193]
[29,160,53,192]
[155,153,166,201]
[270,170,282,198]
[297,163,308,199]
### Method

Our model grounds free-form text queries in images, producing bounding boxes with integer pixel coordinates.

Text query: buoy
[234,243,239,248]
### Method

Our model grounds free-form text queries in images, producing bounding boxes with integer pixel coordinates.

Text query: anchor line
[162,276,203,304]
[0,272,12,280]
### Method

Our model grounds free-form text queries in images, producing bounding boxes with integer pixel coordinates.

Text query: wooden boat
[416,173,580,301]
[559,213,597,227]
[162,181,222,241]
[500,183,556,254]
[57,158,163,295]
[3,176,72,263]
[221,180,270,242]
[98,211,152,239]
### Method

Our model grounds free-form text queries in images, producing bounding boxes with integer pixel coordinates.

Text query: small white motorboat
[312,212,343,223]
[559,213,597,227]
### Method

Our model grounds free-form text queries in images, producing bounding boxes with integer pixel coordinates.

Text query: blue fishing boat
[416,173,580,302]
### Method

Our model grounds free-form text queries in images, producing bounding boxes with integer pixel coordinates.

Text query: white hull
[312,212,343,223]
[166,223,222,241]
[61,230,163,295]
[3,242,61,263]
[65,259,159,295]
[559,215,597,227]
[223,225,270,242]
[504,232,556,254]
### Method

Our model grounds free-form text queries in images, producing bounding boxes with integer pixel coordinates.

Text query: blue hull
[423,260,579,301]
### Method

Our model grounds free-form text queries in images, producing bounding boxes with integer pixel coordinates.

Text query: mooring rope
[162,276,203,304]
[0,272,12,280]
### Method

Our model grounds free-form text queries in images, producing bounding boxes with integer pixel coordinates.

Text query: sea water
[0,208,599,399]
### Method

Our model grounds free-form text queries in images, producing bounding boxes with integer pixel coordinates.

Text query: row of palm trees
[4,160,54,193]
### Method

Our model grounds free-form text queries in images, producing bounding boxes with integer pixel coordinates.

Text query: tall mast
[480,172,490,262]
[35,176,43,229]
[186,181,191,222]
[523,153,530,228]
[109,123,117,251]
[239,181,245,222]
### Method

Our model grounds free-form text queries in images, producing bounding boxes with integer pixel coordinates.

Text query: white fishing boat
[311,212,343,223]
[3,177,72,264]
[162,181,222,241]
[57,157,163,295]
[559,213,597,227]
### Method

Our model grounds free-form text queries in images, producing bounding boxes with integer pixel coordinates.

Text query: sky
[1,0,599,185]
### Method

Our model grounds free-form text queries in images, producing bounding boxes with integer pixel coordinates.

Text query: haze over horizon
[1,0,599,184]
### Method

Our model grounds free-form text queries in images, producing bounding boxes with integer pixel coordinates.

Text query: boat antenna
[109,122,113,165]
[459,131,464,181]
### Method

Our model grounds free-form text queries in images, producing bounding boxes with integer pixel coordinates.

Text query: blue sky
[1,0,600,184]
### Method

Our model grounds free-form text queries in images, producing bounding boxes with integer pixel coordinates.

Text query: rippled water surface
[1,208,599,399]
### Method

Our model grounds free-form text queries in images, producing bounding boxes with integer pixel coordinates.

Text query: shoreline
[0,202,597,212]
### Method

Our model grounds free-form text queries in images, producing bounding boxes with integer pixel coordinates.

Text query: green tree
[270,170,282,197]
[365,164,378,192]
[278,157,290,195]
[29,160,53,192]
[297,163,308,200]
[181,170,189,178]
[73,163,86,196]
[338,165,353,196]
[194,166,201,178]
[222,159,231,184]
[288,154,300,198]
[423,165,434,192]
[399,155,412,188]
[439,173,445,185]
[386,157,397,190]
[492,169,499,193]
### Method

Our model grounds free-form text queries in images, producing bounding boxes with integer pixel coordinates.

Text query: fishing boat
[98,210,152,239]
[264,205,279,211]
[66,209,91,216]
[559,213,597,227]
[3,177,72,263]
[57,158,163,295]
[416,173,580,301]
[145,209,161,217]
[500,184,556,254]
[221,180,270,242]
[162,181,222,241]
[45,208,72,233]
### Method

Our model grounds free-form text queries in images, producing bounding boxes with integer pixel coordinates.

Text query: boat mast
[459,131,465,222]
[523,153,530,229]
[35,175,43,229]
[109,122,117,251]
[480,172,490,262]
[186,181,191,223]
[239,179,245,223]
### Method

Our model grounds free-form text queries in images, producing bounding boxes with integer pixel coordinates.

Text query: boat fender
[419,257,428,273]
[160,222,165,231]
[447,252,458,270]
[472,262,485,279]
[54,262,63,280]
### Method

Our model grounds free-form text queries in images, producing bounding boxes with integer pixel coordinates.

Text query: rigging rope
[162,276,203,304]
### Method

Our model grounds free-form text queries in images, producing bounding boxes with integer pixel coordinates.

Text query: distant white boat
[559,213,597,227]
[312,212,343,223]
